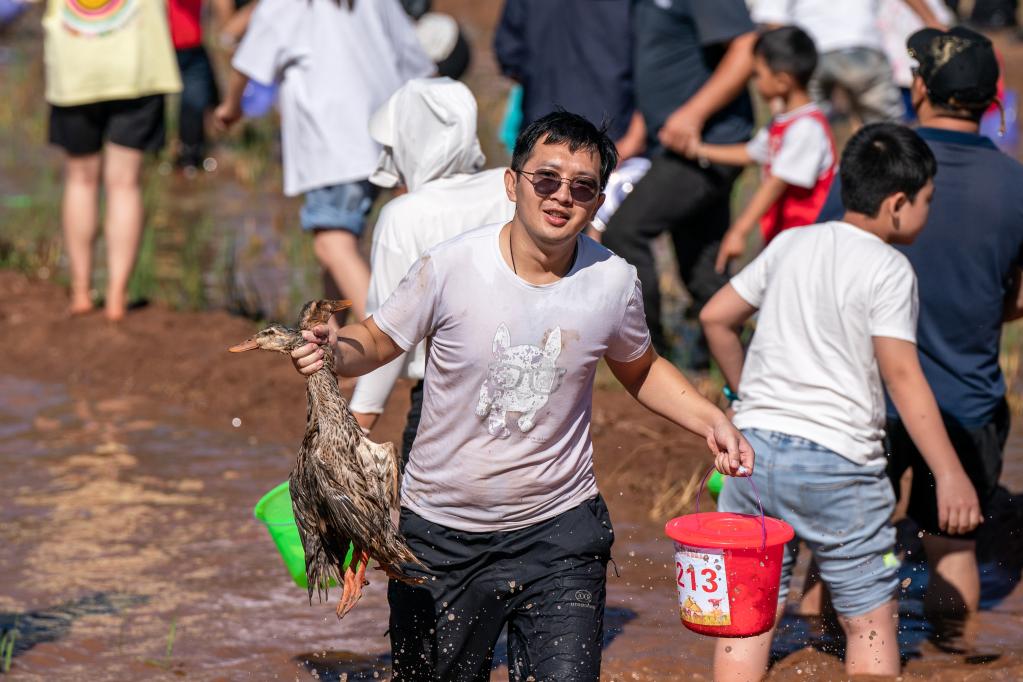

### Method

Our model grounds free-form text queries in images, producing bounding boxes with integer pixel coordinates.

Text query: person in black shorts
[44,0,181,320]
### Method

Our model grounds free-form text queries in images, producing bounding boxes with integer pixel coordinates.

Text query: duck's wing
[357,438,401,510]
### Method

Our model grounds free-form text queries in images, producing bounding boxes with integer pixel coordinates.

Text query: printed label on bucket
[675,544,730,626]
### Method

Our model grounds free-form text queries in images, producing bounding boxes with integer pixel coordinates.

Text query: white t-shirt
[730,222,918,465]
[349,168,515,414]
[373,224,651,532]
[752,0,882,53]
[232,0,433,196]
[745,104,835,189]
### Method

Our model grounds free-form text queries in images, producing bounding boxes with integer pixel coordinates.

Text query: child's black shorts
[885,398,1008,539]
[49,94,166,157]
[388,495,614,682]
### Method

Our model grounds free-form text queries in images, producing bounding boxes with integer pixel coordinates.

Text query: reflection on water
[0,376,391,679]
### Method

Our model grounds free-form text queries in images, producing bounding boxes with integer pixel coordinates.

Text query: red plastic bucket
[664,468,794,638]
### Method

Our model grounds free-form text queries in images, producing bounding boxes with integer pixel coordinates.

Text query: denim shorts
[300,180,378,234]
[718,428,899,617]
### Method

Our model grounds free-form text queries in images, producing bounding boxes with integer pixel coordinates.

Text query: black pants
[388,496,614,682]
[400,380,424,471]
[886,399,1009,539]
[174,46,218,166]
[603,151,740,357]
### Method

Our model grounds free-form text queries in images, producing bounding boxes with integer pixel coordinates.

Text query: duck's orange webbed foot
[335,550,370,619]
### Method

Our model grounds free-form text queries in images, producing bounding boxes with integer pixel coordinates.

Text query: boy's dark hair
[511,111,619,189]
[754,26,818,88]
[840,123,937,217]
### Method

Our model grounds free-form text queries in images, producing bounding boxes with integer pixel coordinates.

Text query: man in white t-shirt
[292,111,754,681]
[700,123,980,680]
[348,78,515,462]
[751,0,945,123]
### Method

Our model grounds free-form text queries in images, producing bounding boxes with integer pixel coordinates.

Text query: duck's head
[298,299,352,330]
[228,324,305,354]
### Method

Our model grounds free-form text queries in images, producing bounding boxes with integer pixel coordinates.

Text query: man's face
[891,179,935,244]
[505,139,604,249]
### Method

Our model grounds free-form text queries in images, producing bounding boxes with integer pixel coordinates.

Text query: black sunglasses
[517,169,600,203]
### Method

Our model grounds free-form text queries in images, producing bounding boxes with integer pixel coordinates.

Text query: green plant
[0,619,18,674]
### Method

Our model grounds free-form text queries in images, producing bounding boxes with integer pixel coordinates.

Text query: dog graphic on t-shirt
[476,324,566,438]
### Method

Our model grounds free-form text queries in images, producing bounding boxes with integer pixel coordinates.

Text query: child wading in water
[700,123,981,680]
[686,26,836,274]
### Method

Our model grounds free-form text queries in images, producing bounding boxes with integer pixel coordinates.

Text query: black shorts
[388,495,614,682]
[49,94,166,156]
[885,399,1009,539]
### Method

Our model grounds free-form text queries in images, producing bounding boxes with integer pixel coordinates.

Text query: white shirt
[752,0,883,53]
[374,224,651,531]
[746,104,835,189]
[349,169,515,414]
[730,222,918,465]
[232,0,433,196]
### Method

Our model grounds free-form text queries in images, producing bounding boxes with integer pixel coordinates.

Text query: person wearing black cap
[818,26,1023,646]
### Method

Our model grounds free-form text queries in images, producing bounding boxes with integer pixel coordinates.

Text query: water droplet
[232,417,242,428]
[724,646,732,653]
[900,577,912,589]
[447,613,455,621]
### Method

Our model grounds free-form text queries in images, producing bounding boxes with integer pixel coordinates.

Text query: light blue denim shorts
[718,428,899,617]
[300,180,378,234]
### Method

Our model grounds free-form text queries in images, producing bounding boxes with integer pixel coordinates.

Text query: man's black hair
[840,123,937,217]
[754,26,818,88]
[511,111,619,189]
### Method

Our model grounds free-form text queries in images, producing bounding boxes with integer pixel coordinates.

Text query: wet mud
[2,270,1023,680]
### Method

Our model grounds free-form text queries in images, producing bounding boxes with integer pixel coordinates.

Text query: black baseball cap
[907,26,999,107]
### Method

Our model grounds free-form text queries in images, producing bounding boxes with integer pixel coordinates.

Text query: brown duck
[230,299,423,618]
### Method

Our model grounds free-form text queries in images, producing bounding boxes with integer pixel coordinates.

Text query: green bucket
[253,481,352,589]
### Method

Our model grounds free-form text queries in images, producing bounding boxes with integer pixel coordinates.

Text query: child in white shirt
[700,123,981,680]
[214,0,433,320]
[687,26,836,274]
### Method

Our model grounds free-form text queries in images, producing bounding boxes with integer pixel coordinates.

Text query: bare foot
[105,292,127,322]
[69,294,95,316]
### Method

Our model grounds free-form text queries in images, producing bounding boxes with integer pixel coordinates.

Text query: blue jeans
[300,180,378,234]
[174,46,218,165]
[718,428,899,617]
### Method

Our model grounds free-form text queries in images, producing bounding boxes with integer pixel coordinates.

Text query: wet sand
[2,270,1023,681]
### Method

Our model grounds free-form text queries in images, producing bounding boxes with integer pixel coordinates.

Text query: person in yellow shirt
[44,0,181,320]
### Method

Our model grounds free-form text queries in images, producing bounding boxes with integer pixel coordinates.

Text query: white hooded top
[349,78,516,415]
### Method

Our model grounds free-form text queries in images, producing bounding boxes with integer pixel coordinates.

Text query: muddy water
[2,372,1022,681]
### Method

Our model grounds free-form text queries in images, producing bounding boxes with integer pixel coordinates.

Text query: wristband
[722,386,739,404]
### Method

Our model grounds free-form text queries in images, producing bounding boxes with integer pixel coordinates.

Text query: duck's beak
[324,299,353,314]
[228,339,260,352]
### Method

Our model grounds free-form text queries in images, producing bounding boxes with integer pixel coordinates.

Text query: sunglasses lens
[532,177,561,196]
[570,182,598,203]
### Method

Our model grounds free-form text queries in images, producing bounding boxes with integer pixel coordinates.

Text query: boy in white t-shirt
[214,0,433,321]
[686,27,836,274]
[700,123,981,680]
[292,112,754,681]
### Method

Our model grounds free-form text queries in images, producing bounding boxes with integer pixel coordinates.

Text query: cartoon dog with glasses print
[476,324,566,438]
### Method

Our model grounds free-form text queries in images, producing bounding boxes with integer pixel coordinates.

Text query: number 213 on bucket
[674,544,730,626]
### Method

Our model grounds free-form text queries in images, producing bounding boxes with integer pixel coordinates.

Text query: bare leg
[313,229,369,322]
[62,153,102,313]
[838,599,900,677]
[922,535,979,649]
[101,143,144,321]
[713,607,782,682]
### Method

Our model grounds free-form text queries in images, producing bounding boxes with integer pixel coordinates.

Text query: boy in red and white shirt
[687,26,836,273]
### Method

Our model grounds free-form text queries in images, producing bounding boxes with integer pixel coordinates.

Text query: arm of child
[213,69,249,130]
[292,317,404,379]
[699,284,758,393]
[689,142,753,167]
[903,0,949,29]
[874,336,982,535]
[606,346,755,476]
[715,175,788,274]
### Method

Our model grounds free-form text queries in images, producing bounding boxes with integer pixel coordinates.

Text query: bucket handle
[695,466,767,553]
